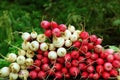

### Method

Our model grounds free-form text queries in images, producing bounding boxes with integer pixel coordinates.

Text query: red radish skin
[41,57,49,64]
[61,67,68,74]
[110,69,118,77]
[87,65,94,73]
[104,62,113,71]
[112,60,120,68]
[44,29,52,37]
[29,70,37,79]
[51,21,58,29]
[88,43,94,50]
[71,51,79,59]
[64,73,70,79]
[104,49,114,54]
[94,45,103,53]
[47,69,55,76]
[34,60,41,67]
[95,38,102,45]
[41,20,51,29]
[36,54,43,60]
[79,63,87,71]
[80,45,88,53]
[57,57,65,64]
[54,63,63,71]
[85,52,92,58]
[100,52,109,59]
[69,67,79,77]
[114,53,120,60]
[37,49,43,54]
[71,60,79,67]
[73,40,81,48]
[107,54,114,62]
[54,71,62,79]
[58,24,67,32]
[89,35,97,43]
[41,63,50,71]
[52,28,61,37]
[96,65,104,74]
[65,62,71,68]
[78,56,85,62]
[88,73,94,79]
[96,58,104,65]
[64,54,71,62]
[102,72,110,79]
[86,58,94,65]
[43,51,49,57]
[81,72,88,79]
[35,67,40,72]
[38,71,47,79]
[91,53,98,60]
[93,73,100,80]
[81,39,88,45]
[79,31,89,40]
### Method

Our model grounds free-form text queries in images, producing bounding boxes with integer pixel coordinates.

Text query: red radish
[62,67,68,74]
[114,53,120,60]
[34,59,41,67]
[86,58,94,65]
[37,49,43,54]
[54,63,63,71]
[112,60,120,68]
[96,65,104,74]
[107,54,114,62]
[54,71,62,79]
[58,24,67,32]
[104,49,114,54]
[93,73,100,80]
[69,67,79,77]
[43,51,48,57]
[87,65,94,73]
[41,57,49,64]
[71,60,79,67]
[41,63,50,71]
[102,72,110,79]
[79,63,87,71]
[29,70,37,79]
[91,53,98,60]
[73,40,81,48]
[88,43,94,50]
[100,52,109,59]
[82,39,88,45]
[44,29,52,37]
[51,21,58,29]
[81,72,88,79]
[47,69,54,76]
[94,45,103,53]
[95,38,102,45]
[88,73,94,79]
[65,62,71,68]
[85,52,92,58]
[104,62,113,71]
[41,20,51,29]
[35,67,40,72]
[71,51,79,59]
[38,71,46,79]
[89,35,97,43]
[36,54,43,60]
[57,57,65,64]
[79,31,89,39]
[96,58,104,65]
[64,73,70,79]
[110,69,118,77]
[52,28,61,37]
[64,54,71,62]
[80,45,88,53]
[78,56,85,62]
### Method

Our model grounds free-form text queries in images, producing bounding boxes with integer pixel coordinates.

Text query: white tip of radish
[68,25,75,33]
[18,49,26,56]
[31,31,37,39]
[26,50,35,58]
[37,34,46,42]
[25,58,33,66]
[9,73,18,80]
[48,43,56,51]
[70,34,78,42]
[7,53,17,62]
[9,63,20,73]
[22,41,31,50]
[73,30,81,37]
[64,30,72,40]
[16,56,25,65]
[19,70,29,80]
[0,67,10,77]
[65,39,72,47]
[48,51,57,60]
[53,37,64,47]
[21,32,31,41]
[40,42,48,51]
[57,47,67,57]
[29,41,39,51]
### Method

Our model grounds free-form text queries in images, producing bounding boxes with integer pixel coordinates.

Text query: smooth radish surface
[31,31,37,39]
[69,67,79,77]
[16,55,25,65]
[9,73,18,80]
[41,20,51,29]
[71,51,79,59]
[79,31,89,39]
[68,25,75,33]
[37,34,46,42]
[96,65,104,74]
[93,73,100,80]
[51,21,58,29]
[21,32,31,41]
[52,28,61,37]
[29,70,37,79]
[9,63,20,73]
[38,71,47,79]
[19,70,29,80]
[58,24,67,32]
[0,67,10,77]
[29,40,39,51]
[48,51,57,60]
[102,72,110,79]
[104,62,113,71]
[57,47,67,57]
[40,42,48,51]
[87,65,94,73]
[44,29,52,37]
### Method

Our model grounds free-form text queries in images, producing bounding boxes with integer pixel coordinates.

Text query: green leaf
[0,59,11,68]
[109,46,120,52]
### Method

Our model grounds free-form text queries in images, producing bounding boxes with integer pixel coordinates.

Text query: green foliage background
[0,0,120,55]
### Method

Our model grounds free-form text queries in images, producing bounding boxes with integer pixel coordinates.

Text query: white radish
[65,39,72,47]
[21,32,31,41]
[57,47,67,57]
[17,56,25,65]
[37,34,46,42]
[68,25,75,33]
[29,41,39,51]
[18,49,26,56]
[73,30,81,37]
[64,30,72,40]
[40,42,48,51]
[53,37,64,47]
[48,51,57,60]
[9,73,18,80]
[0,67,10,77]
[48,43,56,51]
[9,63,20,73]
[31,31,37,39]
[70,34,78,42]
[22,41,31,50]
[26,50,35,58]
[25,58,33,67]
[7,53,17,62]
[19,70,29,80]
[20,64,27,70]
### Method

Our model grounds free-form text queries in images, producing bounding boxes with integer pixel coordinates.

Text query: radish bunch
[0,20,120,80]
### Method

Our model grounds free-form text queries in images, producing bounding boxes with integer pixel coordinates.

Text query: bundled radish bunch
[0,20,120,80]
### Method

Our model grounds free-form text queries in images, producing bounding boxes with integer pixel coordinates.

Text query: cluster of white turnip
[0,20,120,80]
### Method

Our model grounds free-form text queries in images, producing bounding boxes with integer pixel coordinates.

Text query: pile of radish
[0,20,120,80]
